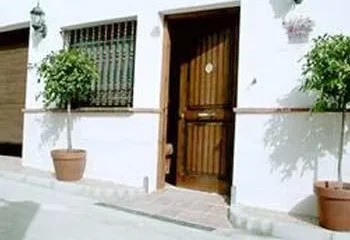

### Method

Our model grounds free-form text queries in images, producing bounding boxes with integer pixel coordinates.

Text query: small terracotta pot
[51,149,86,181]
[314,181,350,231]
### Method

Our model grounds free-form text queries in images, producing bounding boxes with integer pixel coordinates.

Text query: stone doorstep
[229,204,350,240]
[0,168,146,203]
[96,202,282,239]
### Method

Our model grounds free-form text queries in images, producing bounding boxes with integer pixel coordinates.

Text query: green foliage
[38,48,99,108]
[300,34,350,112]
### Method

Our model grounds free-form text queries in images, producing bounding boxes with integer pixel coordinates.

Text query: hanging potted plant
[300,34,350,231]
[283,16,315,43]
[38,48,99,181]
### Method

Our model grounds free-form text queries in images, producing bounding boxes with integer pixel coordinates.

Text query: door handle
[198,112,215,118]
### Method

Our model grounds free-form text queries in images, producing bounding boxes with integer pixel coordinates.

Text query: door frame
[156,5,240,190]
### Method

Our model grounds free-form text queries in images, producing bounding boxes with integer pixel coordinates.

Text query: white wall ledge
[233,107,350,114]
[22,107,161,114]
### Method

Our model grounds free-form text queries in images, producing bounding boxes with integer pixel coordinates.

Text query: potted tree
[300,34,350,231]
[38,48,99,181]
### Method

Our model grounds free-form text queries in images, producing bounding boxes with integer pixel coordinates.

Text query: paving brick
[0,156,233,230]
[157,207,182,218]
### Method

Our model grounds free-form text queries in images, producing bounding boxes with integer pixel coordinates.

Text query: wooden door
[175,15,236,195]
[0,28,29,157]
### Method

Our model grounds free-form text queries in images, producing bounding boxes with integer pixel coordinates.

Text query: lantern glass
[31,14,41,27]
[30,4,45,30]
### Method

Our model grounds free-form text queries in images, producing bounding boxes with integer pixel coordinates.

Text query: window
[64,20,137,107]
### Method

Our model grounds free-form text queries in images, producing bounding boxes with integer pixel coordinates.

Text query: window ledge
[22,107,161,114]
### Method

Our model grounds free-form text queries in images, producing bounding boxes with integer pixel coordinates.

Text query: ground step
[213,228,281,239]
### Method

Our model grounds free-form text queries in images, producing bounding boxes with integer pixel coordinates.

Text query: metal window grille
[64,20,137,107]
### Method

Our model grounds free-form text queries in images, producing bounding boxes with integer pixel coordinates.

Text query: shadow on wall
[0,199,39,239]
[31,32,43,49]
[36,111,134,151]
[269,0,295,19]
[288,194,319,224]
[263,88,350,216]
[36,113,78,150]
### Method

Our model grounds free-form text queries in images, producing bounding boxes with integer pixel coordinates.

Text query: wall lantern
[30,3,47,38]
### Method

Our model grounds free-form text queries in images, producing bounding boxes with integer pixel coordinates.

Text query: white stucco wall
[2,0,350,216]
[234,0,350,217]
[0,0,238,192]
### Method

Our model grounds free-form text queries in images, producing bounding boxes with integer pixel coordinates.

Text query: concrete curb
[96,202,282,239]
[0,169,145,202]
[229,205,350,240]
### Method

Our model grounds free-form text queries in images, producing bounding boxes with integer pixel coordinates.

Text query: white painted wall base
[22,112,159,192]
[233,113,350,217]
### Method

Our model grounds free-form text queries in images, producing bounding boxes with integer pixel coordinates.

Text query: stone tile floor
[0,156,232,230]
[110,185,232,229]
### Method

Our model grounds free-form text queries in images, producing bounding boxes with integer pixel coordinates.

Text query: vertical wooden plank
[189,53,196,106]
[226,123,234,182]
[177,120,186,176]
[217,31,224,105]
[220,125,226,177]
[205,33,213,105]
[197,125,204,174]
[208,125,214,174]
[214,125,220,175]
[199,37,207,105]
[157,19,171,189]
[211,32,218,106]
[186,124,193,172]
[194,41,201,106]
[202,125,209,174]
[177,62,188,177]
[223,29,231,105]
[194,125,199,174]
[191,124,197,172]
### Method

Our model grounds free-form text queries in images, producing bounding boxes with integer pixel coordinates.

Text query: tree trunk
[67,99,73,152]
[338,109,346,186]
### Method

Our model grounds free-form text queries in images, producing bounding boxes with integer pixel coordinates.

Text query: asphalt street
[0,177,279,240]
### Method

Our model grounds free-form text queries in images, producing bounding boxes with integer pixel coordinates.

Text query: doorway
[0,28,29,157]
[165,8,240,195]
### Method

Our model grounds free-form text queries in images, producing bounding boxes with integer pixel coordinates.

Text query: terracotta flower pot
[314,181,350,231]
[51,149,86,181]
